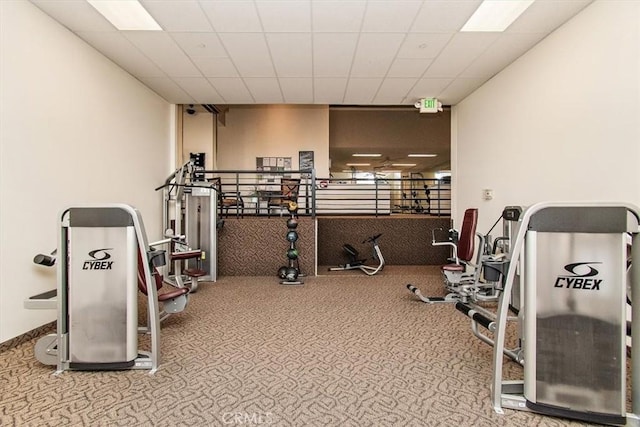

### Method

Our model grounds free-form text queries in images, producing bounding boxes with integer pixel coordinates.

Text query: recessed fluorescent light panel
[392,163,417,167]
[461,0,534,32]
[352,153,381,157]
[408,154,437,158]
[346,163,371,167]
[88,0,162,31]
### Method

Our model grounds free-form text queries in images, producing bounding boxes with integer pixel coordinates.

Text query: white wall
[217,105,330,177]
[0,2,172,342]
[452,0,640,232]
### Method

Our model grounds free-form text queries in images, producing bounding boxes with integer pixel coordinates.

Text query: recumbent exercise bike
[329,233,385,276]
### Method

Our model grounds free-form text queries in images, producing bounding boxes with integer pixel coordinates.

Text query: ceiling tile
[387,58,433,78]
[350,33,405,77]
[173,77,225,103]
[373,78,417,104]
[191,57,239,78]
[200,1,262,32]
[124,32,202,77]
[344,79,383,104]
[170,33,227,58]
[312,1,366,33]
[314,78,348,103]
[244,78,284,103]
[208,78,254,103]
[76,31,165,78]
[31,1,115,32]
[266,33,312,77]
[460,33,544,79]
[406,78,453,103]
[256,1,311,32]
[140,77,195,103]
[423,33,499,78]
[410,0,482,33]
[437,78,485,105]
[218,33,276,78]
[507,0,593,34]
[397,34,453,59]
[279,78,314,103]
[361,1,422,32]
[140,1,213,32]
[313,33,359,77]
[28,0,594,106]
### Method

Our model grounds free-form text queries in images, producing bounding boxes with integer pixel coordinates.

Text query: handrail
[159,168,451,218]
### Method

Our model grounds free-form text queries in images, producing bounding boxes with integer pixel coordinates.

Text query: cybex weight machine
[491,201,640,425]
[28,204,164,373]
[157,160,218,286]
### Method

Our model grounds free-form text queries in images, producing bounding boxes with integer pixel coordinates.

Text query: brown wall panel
[217,216,451,276]
[317,217,451,266]
[217,217,315,277]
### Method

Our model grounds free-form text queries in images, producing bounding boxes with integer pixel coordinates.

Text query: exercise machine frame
[409,208,508,304]
[329,233,385,276]
[157,160,217,285]
[407,207,522,362]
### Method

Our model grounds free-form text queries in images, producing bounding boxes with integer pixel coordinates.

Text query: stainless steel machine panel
[67,226,138,363]
[525,231,626,416]
[185,187,217,281]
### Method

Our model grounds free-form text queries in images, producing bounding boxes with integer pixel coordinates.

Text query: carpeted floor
[0,267,599,426]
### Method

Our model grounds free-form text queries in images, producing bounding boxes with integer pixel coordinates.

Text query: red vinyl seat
[441,208,478,273]
[137,251,189,302]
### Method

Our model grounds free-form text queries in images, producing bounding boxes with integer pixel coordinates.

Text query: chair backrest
[281,178,301,202]
[210,177,222,199]
[457,208,478,262]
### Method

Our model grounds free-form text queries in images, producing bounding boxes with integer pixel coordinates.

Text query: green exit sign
[423,98,437,109]
[420,98,440,113]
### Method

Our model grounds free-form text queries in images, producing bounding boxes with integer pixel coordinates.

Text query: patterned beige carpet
[1,267,597,426]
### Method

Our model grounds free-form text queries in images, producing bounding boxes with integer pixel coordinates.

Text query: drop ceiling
[30,0,593,106]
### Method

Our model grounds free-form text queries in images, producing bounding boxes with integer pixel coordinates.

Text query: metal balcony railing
[162,165,451,218]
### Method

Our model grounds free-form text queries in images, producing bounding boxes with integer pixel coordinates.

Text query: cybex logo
[82,248,114,270]
[554,262,602,290]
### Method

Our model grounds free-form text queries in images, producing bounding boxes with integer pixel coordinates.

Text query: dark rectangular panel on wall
[318,217,451,266]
